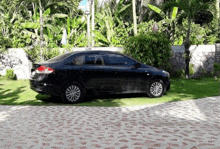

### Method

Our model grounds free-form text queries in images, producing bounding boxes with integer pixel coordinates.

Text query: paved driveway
[0,96,220,149]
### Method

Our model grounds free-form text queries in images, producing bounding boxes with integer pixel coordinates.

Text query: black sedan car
[30,51,170,103]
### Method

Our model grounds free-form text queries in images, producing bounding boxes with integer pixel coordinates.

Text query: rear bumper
[30,79,61,96]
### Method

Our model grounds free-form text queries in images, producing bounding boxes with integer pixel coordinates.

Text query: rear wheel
[146,79,165,98]
[61,83,85,103]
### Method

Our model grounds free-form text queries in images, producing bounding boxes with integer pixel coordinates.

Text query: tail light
[36,66,54,74]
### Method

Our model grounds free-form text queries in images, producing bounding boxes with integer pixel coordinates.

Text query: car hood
[140,64,163,73]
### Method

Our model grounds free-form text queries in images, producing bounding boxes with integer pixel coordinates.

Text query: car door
[78,53,117,93]
[103,53,149,93]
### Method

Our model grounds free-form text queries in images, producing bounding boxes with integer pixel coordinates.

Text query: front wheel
[61,83,85,103]
[146,79,165,98]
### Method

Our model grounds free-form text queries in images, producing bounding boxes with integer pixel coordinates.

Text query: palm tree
[164,0,209,78]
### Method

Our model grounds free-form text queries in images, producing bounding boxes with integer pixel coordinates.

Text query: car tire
[61,83,85,103]
[146,79,165,98]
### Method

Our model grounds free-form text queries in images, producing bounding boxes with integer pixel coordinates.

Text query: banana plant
[148,4,178,21]
[148,4,181,44]
[94,5,131,47]
[94,8,116,47]
[21,7,67,47]
[0,11,29,48]
[64,16,87,47]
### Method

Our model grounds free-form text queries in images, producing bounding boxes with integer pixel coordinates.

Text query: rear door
[78,53,117,92]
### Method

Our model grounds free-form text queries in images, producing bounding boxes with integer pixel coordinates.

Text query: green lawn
[0,77,219,107]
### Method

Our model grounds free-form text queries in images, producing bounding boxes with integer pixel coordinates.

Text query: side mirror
[134,63,141,69]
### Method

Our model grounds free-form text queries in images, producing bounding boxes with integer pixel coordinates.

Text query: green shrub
[123,32,172,69]
[42,48,61,61]
[0,74,3,80]
[25,46,62,62]
[172,64,195,78]
[24,46,41,62]
[0,32,12,54]
[189,63,195,76]
[177,69,184,78]
[214,63,220,71]
[213,63,220,76]
[5,69,17,80]
[199,67,207,78]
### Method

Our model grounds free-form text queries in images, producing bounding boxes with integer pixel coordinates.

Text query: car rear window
[46,52,72,63]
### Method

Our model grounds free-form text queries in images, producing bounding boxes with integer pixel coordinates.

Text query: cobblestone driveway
[0,96,220,149]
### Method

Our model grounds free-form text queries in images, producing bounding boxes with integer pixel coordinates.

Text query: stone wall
[171,45,216,77]
[216,43,220,64]
[170,46,185,71]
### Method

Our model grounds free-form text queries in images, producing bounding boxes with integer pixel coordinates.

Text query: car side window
[73,55,85,66]
[85,54,104,65]
[104,54,136,66]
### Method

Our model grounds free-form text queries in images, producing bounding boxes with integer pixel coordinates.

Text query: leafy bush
[175,19,218,45]
[0,74,3,80]
[42,48,61,61]
[213,63,220,76]
[25,46,40,62]
[123,32,172,69]
[199,67,207,78]
[5,69,17,80]
[172,64,195,78]
[25,46,62,62]
[175,69,185,78]
[138,19,219,45]
[214,63,220,71]
[189,63,195,76]
[0,32,12,54]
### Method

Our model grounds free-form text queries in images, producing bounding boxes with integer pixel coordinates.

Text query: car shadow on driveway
[35,93,149,107]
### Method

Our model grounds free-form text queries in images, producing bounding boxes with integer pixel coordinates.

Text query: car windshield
[46,52,73,63]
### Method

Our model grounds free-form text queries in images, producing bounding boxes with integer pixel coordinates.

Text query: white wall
[0,48,32,79]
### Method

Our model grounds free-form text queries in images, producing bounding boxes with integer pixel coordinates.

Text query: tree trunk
[216,0,219,34]
[185,16,191,79]
[139,0,150,23]
[92,0,95,47]
[132,0,137,35]
[216,0,219,20]
[39,0,44,61]
[137,0,142,23]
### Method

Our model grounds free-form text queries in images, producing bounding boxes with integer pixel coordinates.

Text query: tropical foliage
[0,0,219,68]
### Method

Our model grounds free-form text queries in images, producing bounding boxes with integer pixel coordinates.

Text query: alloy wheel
[150,82,163,97]
[65,85,81,102]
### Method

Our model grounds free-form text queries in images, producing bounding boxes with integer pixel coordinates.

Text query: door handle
[145,71,150,75]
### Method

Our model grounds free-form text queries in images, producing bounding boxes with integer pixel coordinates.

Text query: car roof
[71,50,119,54]
[67,50,141,63]
[66,50,121,57]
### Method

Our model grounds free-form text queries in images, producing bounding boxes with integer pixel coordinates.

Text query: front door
[103,53,148,93]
